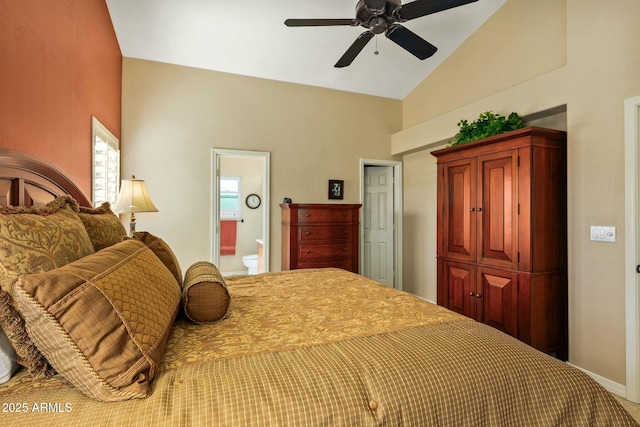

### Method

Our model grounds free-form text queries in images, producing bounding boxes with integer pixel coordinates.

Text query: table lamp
[114,175,158,236]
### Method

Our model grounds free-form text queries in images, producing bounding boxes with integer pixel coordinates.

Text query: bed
[0,149,636,426]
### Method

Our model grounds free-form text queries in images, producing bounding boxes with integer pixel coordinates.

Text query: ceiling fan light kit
[285,0,478,68]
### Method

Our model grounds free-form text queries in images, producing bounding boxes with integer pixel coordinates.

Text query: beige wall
[396,0,640,385]
[121,59,401,274]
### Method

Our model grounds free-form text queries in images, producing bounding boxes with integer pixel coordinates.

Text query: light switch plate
[590,226,616,243]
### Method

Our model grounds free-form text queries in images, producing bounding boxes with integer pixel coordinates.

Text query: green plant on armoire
[448,111,524,147]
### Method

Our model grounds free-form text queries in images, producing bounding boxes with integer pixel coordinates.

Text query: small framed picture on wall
[328,179,344,200]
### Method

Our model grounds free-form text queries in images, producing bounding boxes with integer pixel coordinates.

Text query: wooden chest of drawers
[280,203,361,273]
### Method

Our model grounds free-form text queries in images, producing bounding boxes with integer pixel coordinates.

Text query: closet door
[477,150,519,269]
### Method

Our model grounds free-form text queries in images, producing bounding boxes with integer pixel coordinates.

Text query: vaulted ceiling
[106,0,506,100]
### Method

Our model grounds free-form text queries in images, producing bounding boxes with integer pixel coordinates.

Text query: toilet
[242,254,258,275]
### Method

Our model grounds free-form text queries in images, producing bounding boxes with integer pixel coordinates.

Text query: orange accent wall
[0,0,122,198]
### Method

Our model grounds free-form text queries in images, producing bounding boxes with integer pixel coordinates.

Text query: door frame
[625,95,640,402]
[359,158,403,290]
[211,149,270,272]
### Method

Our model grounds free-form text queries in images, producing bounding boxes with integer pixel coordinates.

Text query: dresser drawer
[298,242,353,260]
[299,225,352,241]
[297,208,355,223]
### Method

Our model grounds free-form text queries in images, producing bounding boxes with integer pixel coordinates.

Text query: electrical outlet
[590,226,616,243]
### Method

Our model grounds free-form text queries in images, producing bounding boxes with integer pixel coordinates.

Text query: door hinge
[517,156,520,167]
[517,252,520,263]
[518,203,520,215]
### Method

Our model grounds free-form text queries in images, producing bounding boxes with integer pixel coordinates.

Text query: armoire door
[441,158,477,262]
[479,267,518,337]
[477,150,519,269]
[439,259,478,319]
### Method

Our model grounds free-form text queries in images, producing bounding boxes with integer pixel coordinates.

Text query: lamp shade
[113,175,158,214]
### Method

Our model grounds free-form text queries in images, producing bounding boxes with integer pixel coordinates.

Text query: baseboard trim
[569,363,626,397]
[413,294,436,305]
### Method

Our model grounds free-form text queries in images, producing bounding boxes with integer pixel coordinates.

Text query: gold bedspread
[0,269,636,426]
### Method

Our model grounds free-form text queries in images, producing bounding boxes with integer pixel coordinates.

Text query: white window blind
[91,116,120,207]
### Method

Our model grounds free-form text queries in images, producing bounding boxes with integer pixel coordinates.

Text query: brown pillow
[133,231,183,287]
[0,195,95,293]
[13,239,180,401]
[0,195,95,379]
[78,202,127,251]
[182,261,230,324]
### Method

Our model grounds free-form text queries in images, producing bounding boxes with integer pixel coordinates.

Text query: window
[91,116,120,207]
[220,176,242,219]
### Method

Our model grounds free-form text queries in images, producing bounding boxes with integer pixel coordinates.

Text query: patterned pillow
[0,195,95,293]
[182,261,230,324]
[133,231,183,287]
[13,239,180,401]
[0,195,94,379]
[78,202,127,251]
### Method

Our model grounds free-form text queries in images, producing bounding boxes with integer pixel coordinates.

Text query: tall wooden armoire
[431,127,568,360]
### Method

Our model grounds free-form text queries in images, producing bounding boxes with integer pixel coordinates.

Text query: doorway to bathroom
[211,149,270,275]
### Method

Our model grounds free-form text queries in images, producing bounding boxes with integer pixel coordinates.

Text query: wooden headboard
[0,149,91,208]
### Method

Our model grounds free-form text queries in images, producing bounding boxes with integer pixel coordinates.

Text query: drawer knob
[305,231,311,235]
[305,213,310,217]
[343,248,348,251]
[306,250,311,253]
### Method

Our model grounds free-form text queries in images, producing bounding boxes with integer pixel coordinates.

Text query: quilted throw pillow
[13,239,180,401]
[182,261,230,324]
[78,202,127,251]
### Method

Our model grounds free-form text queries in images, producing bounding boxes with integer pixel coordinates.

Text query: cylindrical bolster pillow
[182,261,230,324]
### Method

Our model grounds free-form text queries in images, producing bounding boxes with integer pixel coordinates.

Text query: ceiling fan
[285,0,478,68]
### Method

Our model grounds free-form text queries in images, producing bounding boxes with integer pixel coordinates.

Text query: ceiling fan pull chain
[374,36,379,55]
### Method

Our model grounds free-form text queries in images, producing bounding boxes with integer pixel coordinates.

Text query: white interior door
[363,166,395,286]
[625,95,640,402]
